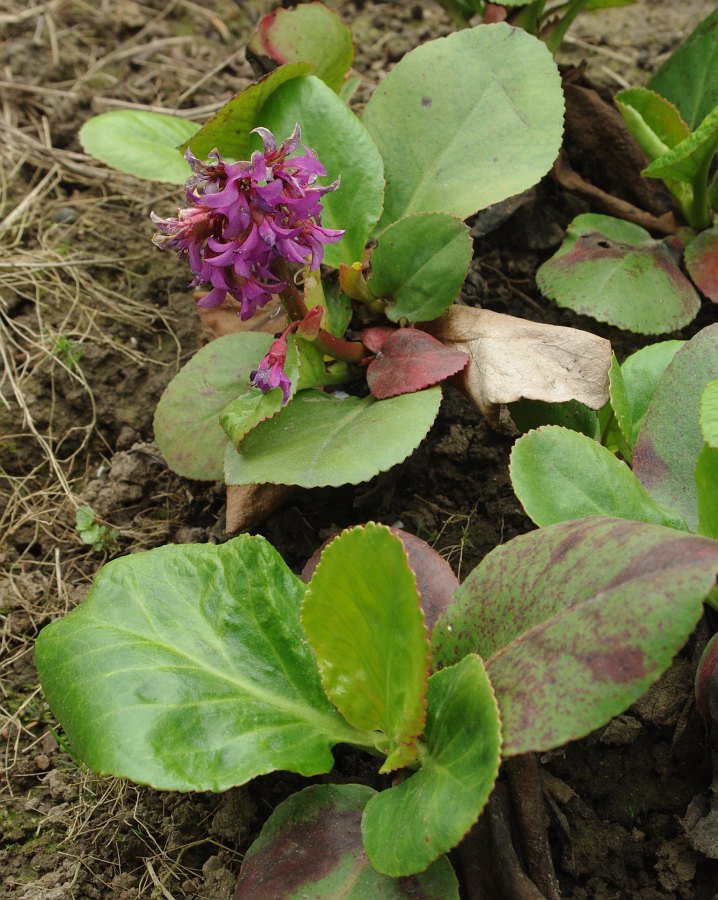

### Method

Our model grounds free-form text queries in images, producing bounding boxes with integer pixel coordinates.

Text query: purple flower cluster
[152,126,344,320]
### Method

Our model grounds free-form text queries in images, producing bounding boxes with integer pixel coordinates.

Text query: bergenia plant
[78,8,612,528]
[537,8,718,334]
[36,518,718,886]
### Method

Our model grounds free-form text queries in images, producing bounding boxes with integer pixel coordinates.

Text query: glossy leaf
[154,332,273,480]
[369,213,473,323]
[685,226,718,303]
[510,426,688,530]
[432,516,718,756]
[611,341,685,448]
[224,387,442,488]
[696,445,718,539]
[35,536,365,791]
[257,75,385,268]
[303,524,429,771]
[366,329,469,400]
[79,111,199,183]
[537,214,700,334]
[648,8,718,130]
[235,784,459,898]
[181,63,311,160]
[633,325,718,531]
[362,655,501,876]
[362,23,564,230]
[615,88,690,161]
[247,3,353,93]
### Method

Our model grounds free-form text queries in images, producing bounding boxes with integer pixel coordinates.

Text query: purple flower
[151,125,344,320]
[250,335,292,404]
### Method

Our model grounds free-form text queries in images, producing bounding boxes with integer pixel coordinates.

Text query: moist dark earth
[1,1,718,897]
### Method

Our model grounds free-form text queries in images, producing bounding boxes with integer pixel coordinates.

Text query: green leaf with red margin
[536,214,700,335]
[302,524,430,772]
[432,516,718,756]
[633,325,718,532]
[235,784,459,898]
[685,226,718,303]
[366,329,469,400]
[181,63,312,160]
[247,3,353,94]
[361,654,501,876]
[154,332,273,481]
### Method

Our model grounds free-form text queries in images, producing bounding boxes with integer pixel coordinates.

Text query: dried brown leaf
[225,483,295,534]
[427,305,611,423]
[196,296,287,341]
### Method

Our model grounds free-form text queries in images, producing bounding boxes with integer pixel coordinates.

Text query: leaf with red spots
[432,516,718,756]
[366,329,469,400]
[685,226,718,303]
[235,784,460,898]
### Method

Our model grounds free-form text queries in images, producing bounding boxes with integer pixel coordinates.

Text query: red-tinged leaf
[361,326,395,354]
[367,329,469,400]
[302,527,459,634]
[696,633,718,724]
[685,227,718,303]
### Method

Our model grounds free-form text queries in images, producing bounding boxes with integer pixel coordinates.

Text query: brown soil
[1,0,717,897]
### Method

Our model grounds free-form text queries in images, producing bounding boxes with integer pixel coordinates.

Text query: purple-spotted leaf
[432,516,718,756]
[685,226,718,303]
[154,332,273,480]
[302,524,430,772]
[537,214,700,334]
[181,63,311,160]
[247,3,354,93]
[362,655,501,876]
[367,329,469,400]
[427,304,610,422]
[696,633,718,724]
[234,784,459,898]
[633,325,718,532]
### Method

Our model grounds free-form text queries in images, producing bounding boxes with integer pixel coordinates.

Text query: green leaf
[75,505,95,532]
[432,516,718,756]
[648,8,718,130]
[323,279,353,338]
[247,4,354,93]
[615,87,690,161]
[607,353,633,459]
[633,325,718,532]
[701,380,718,448]
[508,398,599,439]
[35,536,366,792]
[642,105,718,187]
[224,387,442,488]
[79,111,199,183]
[612,341,685,448]
[362,655,501,876]
[369,213,472,323]
[254,75,385,268]
[362,23,564,230]
[154,333,273,480]
[235,784,459,899]
[303,524,429,772]
[218,337,299,450]
[536,214,700,334]
[509,426,687,530]
[696,445,718,539]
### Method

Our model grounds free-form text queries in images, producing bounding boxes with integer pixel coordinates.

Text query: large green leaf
[154,332,273,480]
[182,63,311,160]
[362,655,501,876]
[696,445,718,539]
[254,75,384,268]
[701,380,718,449]
[509,426,687,530]
[303,524,430,772]
[224,387,442,488]
[247,4,354,93]
[610,341,685,448]
[432,517,718,756]
[648,9,718,130]
[633,325,718,531]
[362,23,563,230]
[35,536,366,791]
[369,213,472,323]
[536,214,700,334]
[235,784,459,899]
[79,111,199,183]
